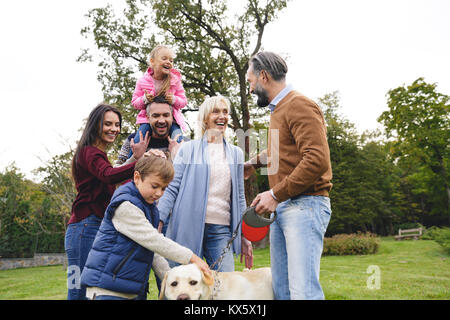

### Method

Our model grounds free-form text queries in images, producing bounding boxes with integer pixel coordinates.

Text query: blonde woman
[157,96,253,271]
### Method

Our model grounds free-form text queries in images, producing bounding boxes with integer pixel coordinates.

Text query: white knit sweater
[205,142,231,225]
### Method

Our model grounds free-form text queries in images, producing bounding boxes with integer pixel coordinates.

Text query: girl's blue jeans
[128,122,183,158]
[270,195,331,300]
[64,215,102,300]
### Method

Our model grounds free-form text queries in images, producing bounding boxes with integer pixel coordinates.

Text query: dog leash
[208,214,244,300]
[208,207,277,299]
[209,206,276,271]
[209,214,244,271]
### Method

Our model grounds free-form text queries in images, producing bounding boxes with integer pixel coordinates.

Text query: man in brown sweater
[245,51,332,300]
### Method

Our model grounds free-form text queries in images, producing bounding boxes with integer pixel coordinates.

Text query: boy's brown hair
[134,155,174,183]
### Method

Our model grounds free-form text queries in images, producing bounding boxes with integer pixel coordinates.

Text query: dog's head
[159,264,214,300]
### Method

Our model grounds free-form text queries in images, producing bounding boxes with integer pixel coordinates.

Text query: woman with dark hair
[65,103,148,300]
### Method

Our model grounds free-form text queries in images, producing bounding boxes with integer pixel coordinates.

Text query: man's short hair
[249,51,288,81]
[146,95,173,116]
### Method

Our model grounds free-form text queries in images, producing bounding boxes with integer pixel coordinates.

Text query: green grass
[0,238,448,300]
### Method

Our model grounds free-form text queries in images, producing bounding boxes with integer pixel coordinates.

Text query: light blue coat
[157,135,247,256]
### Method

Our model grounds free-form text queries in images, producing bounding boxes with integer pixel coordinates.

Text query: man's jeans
[270,195,331,300]
[64,215,102,300]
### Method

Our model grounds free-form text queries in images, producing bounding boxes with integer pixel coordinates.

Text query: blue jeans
[128,122,183,158]
[64,215,102,300]
[168,224,235,272]
[270,195,331,300]
[201,224,235,272]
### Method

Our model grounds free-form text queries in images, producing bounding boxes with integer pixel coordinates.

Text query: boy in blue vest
[80,155,210,300]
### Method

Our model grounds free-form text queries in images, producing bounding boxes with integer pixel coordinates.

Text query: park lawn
[0,238,448,300]
[320,238,450,300]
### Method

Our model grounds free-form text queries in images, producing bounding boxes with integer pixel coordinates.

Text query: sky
[1,0,449,181]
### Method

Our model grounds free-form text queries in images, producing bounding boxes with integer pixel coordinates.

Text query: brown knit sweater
[255,90,332,202]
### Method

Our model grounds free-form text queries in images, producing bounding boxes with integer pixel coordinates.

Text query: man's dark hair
[151,95,171,105]
[250,51,288,81]
[146,95,173,115]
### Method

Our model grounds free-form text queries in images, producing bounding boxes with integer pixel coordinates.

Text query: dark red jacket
[68,146,135,225]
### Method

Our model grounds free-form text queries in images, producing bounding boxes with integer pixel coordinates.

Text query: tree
[0,165,66,257]
[0,160,71,258]
[378,78,450,224]
[319,92,359,234]
[34,149,76,235]
[79,0,289,133]
[79,0,291,202]
[319,92,400,235]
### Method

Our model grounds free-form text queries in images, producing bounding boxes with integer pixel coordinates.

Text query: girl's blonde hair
[149,45,174,99]
[197,95,231,136]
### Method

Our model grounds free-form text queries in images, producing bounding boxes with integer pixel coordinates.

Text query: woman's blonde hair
[197,95,231,136]
[149,45,174,99]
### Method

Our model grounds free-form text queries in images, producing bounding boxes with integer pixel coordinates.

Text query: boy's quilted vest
[80,182,159,296]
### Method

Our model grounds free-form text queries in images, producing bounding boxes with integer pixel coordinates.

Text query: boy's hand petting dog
[190,254,211,276]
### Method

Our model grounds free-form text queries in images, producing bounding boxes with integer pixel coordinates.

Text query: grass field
[0,238,448,300]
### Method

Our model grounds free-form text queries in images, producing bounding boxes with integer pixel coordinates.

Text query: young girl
[130,45,188,157]
[80,155,210,300]
[66,103,147,300]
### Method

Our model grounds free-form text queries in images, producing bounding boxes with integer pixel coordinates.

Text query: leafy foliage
[78,0,290,203]
[79,0,290,138]
[0,165,65,258]
[0,154,74,258]
[319,92,400,235]
[378,78,449,222]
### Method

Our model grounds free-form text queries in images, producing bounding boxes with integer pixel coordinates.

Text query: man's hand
[130,131,150,160]
[168,134,183,159]
[244,161,256,180]
[250,190,279,215]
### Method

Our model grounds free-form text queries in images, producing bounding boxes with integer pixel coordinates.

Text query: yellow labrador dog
[159,264,274,300]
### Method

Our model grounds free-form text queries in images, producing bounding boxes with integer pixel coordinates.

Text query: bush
[323,233,380,256]
[431,227,450,253]
[421,226,442,240]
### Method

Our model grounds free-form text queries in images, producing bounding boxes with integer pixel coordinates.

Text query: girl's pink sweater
[131,67,188,131]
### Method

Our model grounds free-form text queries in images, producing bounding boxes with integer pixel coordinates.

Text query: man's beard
[253,84,270,108]
[151,123,169,137]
